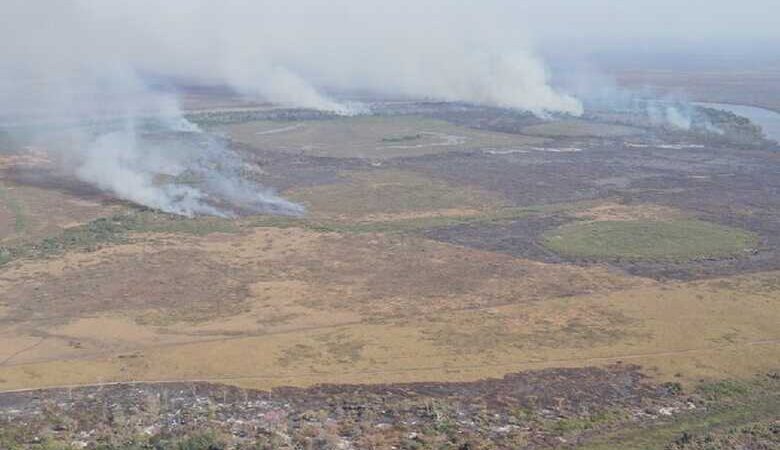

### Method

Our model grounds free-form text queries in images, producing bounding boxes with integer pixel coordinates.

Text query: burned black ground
[1,366,776,450]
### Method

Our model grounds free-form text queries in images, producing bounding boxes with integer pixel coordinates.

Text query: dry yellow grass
[285,169,505,219]
[0,220,778,392]
[0,180,119,245]
[0,151,120,244]
[1,113,776,403]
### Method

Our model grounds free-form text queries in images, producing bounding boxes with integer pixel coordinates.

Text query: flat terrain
[0,99,778,448]
[542,219,757,261]
[220,116,548,159]
[3,366,777,449]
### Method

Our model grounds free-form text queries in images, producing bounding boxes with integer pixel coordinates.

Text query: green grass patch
[381,133,423,143]
[696,379,752,401]
[0,185,27,233]
[579,376,779,450]
[664,420,779,449]
[542,219,758,262]
[521,120,642,138]
[540,409,628,436]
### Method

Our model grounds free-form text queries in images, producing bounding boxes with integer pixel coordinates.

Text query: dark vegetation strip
[0,210,239,266]
[0,203,587,266]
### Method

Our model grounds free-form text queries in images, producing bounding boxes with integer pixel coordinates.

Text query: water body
[696,102,780,142]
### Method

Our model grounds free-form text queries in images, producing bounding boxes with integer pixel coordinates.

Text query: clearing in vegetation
[542,219,758,262]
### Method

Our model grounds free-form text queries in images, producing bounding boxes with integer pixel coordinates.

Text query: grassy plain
[0,218,778,392]
[520,120,643,138]
[219,116,548,159]
[542,219,758,261]
[285,169,504,218]
[0,115,777,418]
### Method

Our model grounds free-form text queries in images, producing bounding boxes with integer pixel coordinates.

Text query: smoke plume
[0,0,587,215]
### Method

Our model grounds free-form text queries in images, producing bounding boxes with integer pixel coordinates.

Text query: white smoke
[552,65,725,132]
[663,106,692,130]
[646,102,693,130]
[40,68,304,217]
[73,116,304,217]
[2,0,580,117]
[0,0,583,216]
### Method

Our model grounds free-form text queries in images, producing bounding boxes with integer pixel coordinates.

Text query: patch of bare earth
[573,202,686,222]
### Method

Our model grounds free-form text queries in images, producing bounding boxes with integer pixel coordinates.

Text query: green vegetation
[520,120,642,138]
[299,208,536,234]
[0,247,11,265]
[696,379,752,401]
[0,431,229,450]
[0,199,596,267]
[580,377,779,450]
[169,432,227,450]
[0,210,238,266]
[666,421,779,450]
[381,133,423,143]
[0,185,27,233]
[545,409,627,435]
[220,116,546,159]
[542,219,758,261]
[247,203,577,235]
[285,170,502,216]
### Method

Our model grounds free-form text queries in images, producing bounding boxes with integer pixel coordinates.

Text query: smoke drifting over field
[1,0,584,116]
[0,0,587,215]
[2,1,775,214]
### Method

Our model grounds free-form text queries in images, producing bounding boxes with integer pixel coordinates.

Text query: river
[696,102,780,142]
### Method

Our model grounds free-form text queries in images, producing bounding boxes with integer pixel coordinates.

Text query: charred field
[0,99,779,449]
[2,366,778,450]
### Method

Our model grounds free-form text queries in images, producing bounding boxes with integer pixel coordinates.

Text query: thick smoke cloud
[0,0,584,116]
[80,0,582,115]
[0,1,305,216]
[0,0,585,215]
[5,1,771,214]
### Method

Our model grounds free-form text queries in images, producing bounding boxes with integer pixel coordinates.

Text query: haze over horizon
[3,0,779,116]
[1,0,777,215]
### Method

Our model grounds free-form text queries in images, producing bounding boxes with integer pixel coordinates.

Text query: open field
[0,217,778,393]
[542,219,758,262]
[1,101,779,448]
[520,120,643,138]
[217,116,549,159]
[285,169,504,219]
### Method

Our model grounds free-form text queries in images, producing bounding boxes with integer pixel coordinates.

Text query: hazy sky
[516,0,780,44]
[1,0,777,215]
[2,0,778,116]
